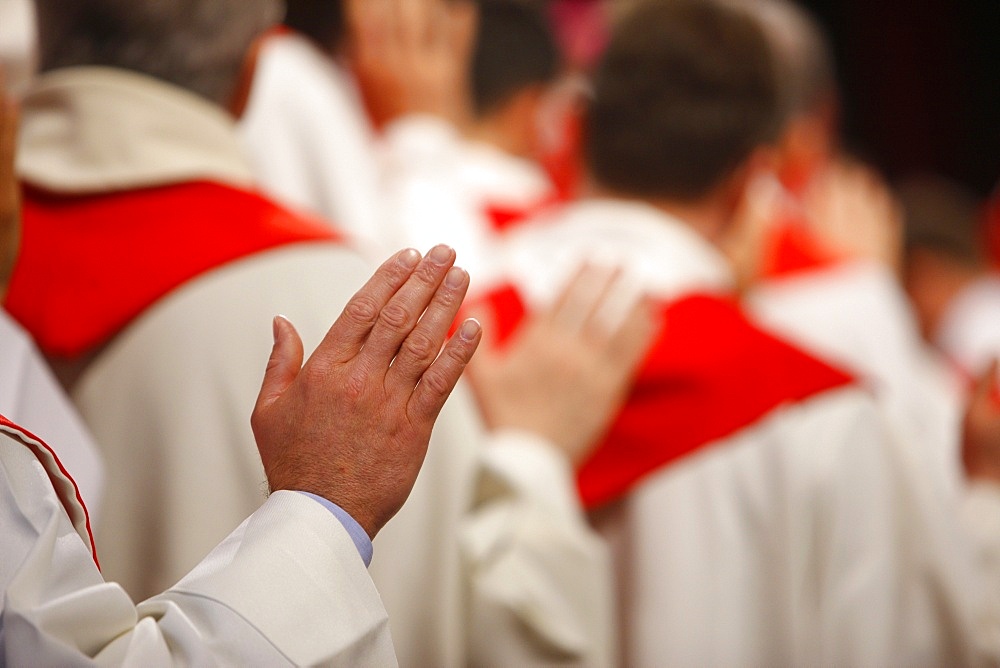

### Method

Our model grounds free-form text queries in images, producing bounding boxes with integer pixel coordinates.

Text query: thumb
[257,315,304,410]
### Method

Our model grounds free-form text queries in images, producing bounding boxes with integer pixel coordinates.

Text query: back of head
[283,0,346,55]
[898,174,985,268]
[586,0,780,201]
[472,0,560,117]
[34,0,281,106]
[727,0,835,121]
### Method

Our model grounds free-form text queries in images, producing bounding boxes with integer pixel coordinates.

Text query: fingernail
[272,315,286,344]
[399,248,421,268]
[428,244,453,265]
[445,266,467,288]
[459,318,481,341]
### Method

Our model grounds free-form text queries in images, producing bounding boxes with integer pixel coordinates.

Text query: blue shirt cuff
[295,492,374,567]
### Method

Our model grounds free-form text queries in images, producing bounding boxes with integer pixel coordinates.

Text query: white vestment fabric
[378,121,555,279]
[239,32,385,254]
[935,274,1000,378]
[746,261,1000,641]
[0,421,396,666]
[0,309,104,517]
[480,198,998,666]
[17,67,613,667]
[0,0,36,93]
[747,262,967,498]
[241,32,556,279]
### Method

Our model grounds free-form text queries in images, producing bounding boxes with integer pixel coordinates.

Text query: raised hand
[803,159,904,272]
[251,246,482,538]
[347,0,477,128]
[467,265,658,465]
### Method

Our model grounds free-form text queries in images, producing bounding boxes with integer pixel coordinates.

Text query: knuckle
[435,282,462,306]
[344,367,370,401]
[413,260,441,286]
[401,331,438,363]
[344,295,381,327]
[420,366,453,399]
[378,302,411,330]
[341,365,372,405]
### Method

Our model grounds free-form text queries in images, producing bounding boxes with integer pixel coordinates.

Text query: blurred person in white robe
[711,0,965,500]
[900,174,1000,381]
[469,2,1000,663]
[242,0,580,277]
[239,0,477,258]
[0,78,479,666]
[0,60,103,514]
[6,2,656,664]
[378,0,570,275]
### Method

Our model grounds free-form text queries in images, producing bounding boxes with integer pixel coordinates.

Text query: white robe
[0,0,36,93]
[239,32,385,255]
[480,198,995,666]
[935,273,1000,378]
[0,419,397,666]
[746,259,1000,648]
[379,127,556,280]
[0,309,104,517]
[17,67,613,667]
[746,262,967,499]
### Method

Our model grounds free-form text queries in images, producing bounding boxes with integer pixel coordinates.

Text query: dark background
[796,0,1000,198]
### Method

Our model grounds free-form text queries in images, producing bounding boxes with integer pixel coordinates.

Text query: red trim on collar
[0,414,100,569]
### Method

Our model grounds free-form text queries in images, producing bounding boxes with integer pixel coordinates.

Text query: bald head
[35,0,280,106]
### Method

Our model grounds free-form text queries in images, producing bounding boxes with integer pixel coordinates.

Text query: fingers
[359,244,456,368]
[388,264,470,386]
[548,263,618,334]
[604,295,660,375]
[254,316,304,412]
[316,248,422,364]
[463,299,499,353]
[410,318,482,421]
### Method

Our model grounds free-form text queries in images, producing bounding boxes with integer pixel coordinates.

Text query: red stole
[472,285,856,509]
[484,192,561,234]
[0,414,99,568]
[5,181,340,359]
[759,213,843,280]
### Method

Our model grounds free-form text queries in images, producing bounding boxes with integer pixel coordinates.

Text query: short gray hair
[35,0,282,105]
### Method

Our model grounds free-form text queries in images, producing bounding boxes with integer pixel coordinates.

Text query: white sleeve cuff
[480,429,584,519]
